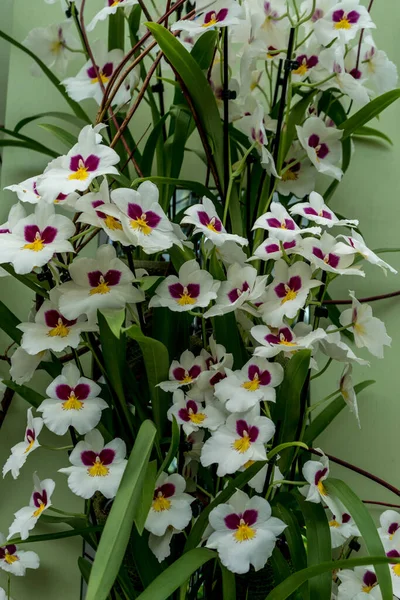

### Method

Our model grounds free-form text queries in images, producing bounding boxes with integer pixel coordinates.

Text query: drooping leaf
[266,556,400,600]
[14,111,86,133]
[136,549,216,600]
[85,420,157,600]
[304,380,375,445]
[78,557,92,584]
[325,478,393,599]
[220,562,236,600]
[134,459,157,535]
[38,123,78,147]
[0,301,23,344]
[339,89,400,139]
[124,325,169,436]
[353,125,393,145]
[2,380,45,409]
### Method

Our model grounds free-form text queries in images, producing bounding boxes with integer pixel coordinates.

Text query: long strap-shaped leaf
[325,478,393,599]
[146,23,225,195]
[266,555,400,600]
[85,419,157,600]
[136,548,216,600]
[339,89,400,139]
[0,29,90,123]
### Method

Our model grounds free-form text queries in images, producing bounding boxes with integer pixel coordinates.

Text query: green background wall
[0,1,399,598]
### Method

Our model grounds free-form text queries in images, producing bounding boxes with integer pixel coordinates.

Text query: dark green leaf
[304,380,375,445]
[0,138,58,158]
[220,562,236,600]
[353,125,393,145]
[136,549,216,600]
[15,525,103,545]
[339,89,400,139]
[325,478,393,599]
[108,7,125,51]
[2,380,44,409]
[158,416,180,476]
[78,557,92,584]
[38,123,77,147]
[14,111,86,133]
[274,502,307,574]
[0,300,22,344]
[134,459,157,535]
[140,113,169,177]
[281,91,317,165]
[86,420,157,600]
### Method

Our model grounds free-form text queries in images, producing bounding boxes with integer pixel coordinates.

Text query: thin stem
[223,27,230,197]
[326,323,354,334]
[293,72,336,89]
[41,444,74,451]
[323,290,400,305]
[7,574,11,600]
[49,506,87,519]
[137,0,153,21]
[266,479,304,499]
[307,388,340,414]
[363,500,400,510]
[309,448,400,498]
[310,357,332,381]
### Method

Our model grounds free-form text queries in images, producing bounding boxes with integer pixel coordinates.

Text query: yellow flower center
[233,432,251,454]
[188,408,206,425]
[244,459,255,469]
[23,232,45,252]
[69,159,89,181]
[317,481,328,497]
[293,62,308,76]
[48,318,70,338]
[24,439,35,454]
[50,40,64,54]
[152,492,171,512]
[130,214,152,235]
[206,217,220,233]
[242,373,260,392]
[33,503,46,518]
[111,0,121,5]
[177,287,196,306]
[393,564,400,577]
[282,168,298,182]
[281,284,298,305]
[180,372,193,384]
[104,214,123,231]
[202,12,218,27]
[362,584,376,593]
[89,275,111,296]
[234,519,257,542]
[353,321,365,335]
[279,334,297,346]
[88,457,109,477]
[91,73,109,85]
[334,16,351,30]
[329,519,340,528]
[62,393,84,411]
[4,553,18,565]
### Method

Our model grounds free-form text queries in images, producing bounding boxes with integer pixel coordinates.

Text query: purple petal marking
[307,55,319,68]
[24,225,41,242]
[144,210,161,229]
[274,282,287,299]
[74,383,91,400]
[154,483,175,499]
[210,371,226,385]
[33,489,48,508]
[104,269,122,286]
[227,281,250,303]
[169,283,184,299]
[308,134,320,149]
[81,450,97,466]
[88,270,103,288]
[70,154,85,172]
[44,309,77,328]
[321,210,332,220]
[102,62,114,78]
[388,522,400,535]
[236,419,259,442]
[197,210,222,231]
[288,275,301,292]
[388,549,400,558]
[224,509,258,531]
[41,226,57,244]
[332,9,360,24]
[56,192,68,201]
[172,367,187,381]
[204,8,228,24]
[312,247,325,261]
[280,326,294,342]
[284,219,296,230]
[350,67,362,80]
[266,217,282,229]
[224,513,241,530]
[178,407,190,422]
[317,143,329,159]
[362,570,377,588]
[326,253,339,268]
[55,384,72,400]
[189,365,202,379]
[99,448,116,465]
[0,545,17,560]
[127,203,143,220]
[87,65,98,79]
[312,8,323,21]
[342,513,351,524]
[84,155,100,172]
[283,240,296,250]
[242,509,258,526]
[247,364,271,386]
[314,467,328,485]
[25,428,36,443]
[304,207,319,217]
[186,400,198,413]
[265,333,280,345]
[187,283,200,298]
[265,243,280,254]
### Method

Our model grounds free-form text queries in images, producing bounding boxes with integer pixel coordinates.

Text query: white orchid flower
[8,474,55,541]
[3,409,43,479]
[0,533,39,576]
[144,472,194,537]
[296,116,343,181]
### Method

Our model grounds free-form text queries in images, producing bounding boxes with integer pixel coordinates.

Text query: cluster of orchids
[0,0,399,598]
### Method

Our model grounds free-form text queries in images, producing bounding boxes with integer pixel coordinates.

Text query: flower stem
[41,444,74,451]
[326,323,354,334]
[307,388,340,414]
[48,506,87,519]
[310,358,332,381]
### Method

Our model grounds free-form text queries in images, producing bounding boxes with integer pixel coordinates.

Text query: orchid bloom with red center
[252,322,327,358]
[335,230,397,275]
[158,349,206,392]
[167,390,226,435]
[23,21,78,76]
[150,260,220,312]
[290,191,358,228]
[0,202,74,275]
[8,474,55,541]
[38,363,108,435]
[276,141,316,198]
[328,504,359,548]
[58,244,144,321]
[6,175,78,208]
[3,408,43,480]
[299,231,365,276]
[0,532,40,576]
[201,407,275,476]
[171,0,242,35]
[206,490,286,574]
[144,472,194,537]
[214,356,284,412]
[59,429,127,499]
[181,197,248,247]
[337,566,382,598]
[301,452,337,510]
[296,116,343,180]
[313,0,375,47]
[36,124,120,202]
[103,182,182,253]
[253,201,321,241]
[260,260,321,326]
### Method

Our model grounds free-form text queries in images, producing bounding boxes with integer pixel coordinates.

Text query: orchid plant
[0,0,400,599]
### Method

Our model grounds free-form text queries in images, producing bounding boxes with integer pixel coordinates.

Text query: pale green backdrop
[0,1,399,598]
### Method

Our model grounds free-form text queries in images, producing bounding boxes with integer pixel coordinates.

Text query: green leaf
[38,123,77,147]
[266,556,400,600]
[0,264,49,298]
[168,244,196,271]
[158,416,180,476]
[267,442,308,461]
[325,478,393,599]
[78,557,92,584]
[212,312,248,368]
[141,113,169,177]
[15,525,103,545]
[185,461,267,551]
[124,325,169,436]
[274,501,308,575]
[220,562,236,600]
[136,549,216,600]
[14,111,86,133]
[270,547,294,589]
[132,176,218,202]
[134,459,157,535]
[0,138,58,158]
[146,23,225,194]
[0,300,22,344]
[353,125,393,145]
[304,380,375,445]
[86,420,157,600]
[339,89,400,139]
[0,29,90,123]
[2,380,44,409]
[274,351,311,473]
[296,494,331,600]
[282,91,317,165]
[108,7,125,51]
